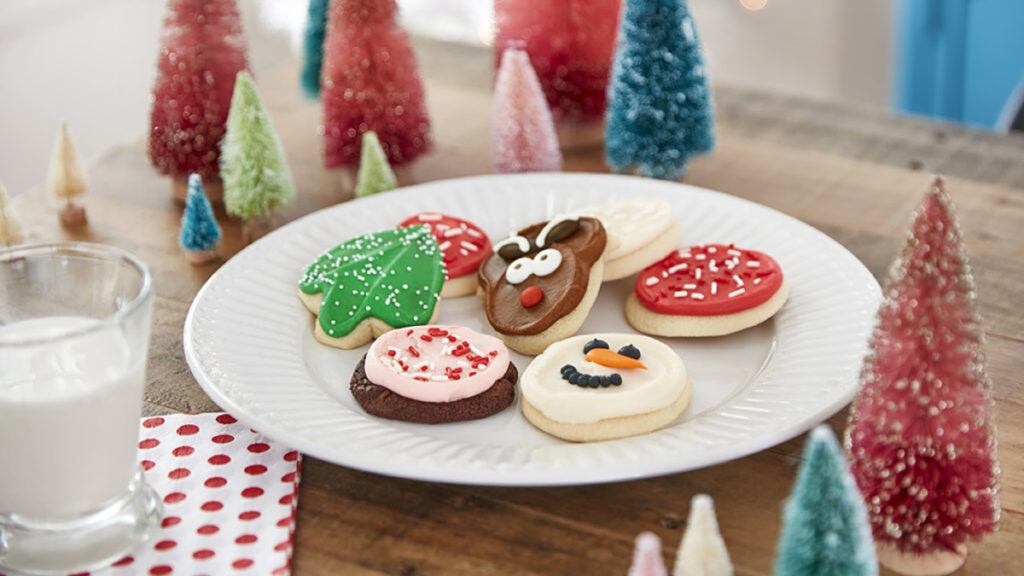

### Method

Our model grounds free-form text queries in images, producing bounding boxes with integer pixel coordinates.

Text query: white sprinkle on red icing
[645,277,660,286]
[399,213,491,279]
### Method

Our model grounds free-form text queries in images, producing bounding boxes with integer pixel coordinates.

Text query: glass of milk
[0,243,162,574]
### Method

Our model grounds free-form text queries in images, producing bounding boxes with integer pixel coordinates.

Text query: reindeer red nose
[519,286,543,307]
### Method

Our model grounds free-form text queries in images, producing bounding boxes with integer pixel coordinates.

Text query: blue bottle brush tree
[180,173,222,265]
[301,0,330,98]
[605,0,714,180]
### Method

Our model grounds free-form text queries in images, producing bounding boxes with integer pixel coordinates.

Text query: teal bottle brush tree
[605,0,714,180]
[354,131,398,198]
[775,425,878,576]
[180,174,223,265]
[300,0,329,98]
[221,71,296,243]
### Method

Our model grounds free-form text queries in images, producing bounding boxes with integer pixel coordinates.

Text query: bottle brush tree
[321,0,431,171]
[180,174,222,265]
[673,494,733,576]
[492,47,562,173]
[846,177,1000,576]
[354,131,398,198]
[775,425,878,576]
[0,185,24,247]
[301,0,330,98]
[629,532,668,576]
[148,0,250,201]
[605,0,714,180]
[221,71,295,243]
[47,122,88,227]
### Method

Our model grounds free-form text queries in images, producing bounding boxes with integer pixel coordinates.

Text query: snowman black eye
[583,339,609,354]
[617,344,641,360]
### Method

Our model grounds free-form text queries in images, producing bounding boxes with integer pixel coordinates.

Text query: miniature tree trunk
[846,177,999,576]
[47,122,88,228]
[148,0,250,202]
[322,0,431,170]
[0,185,25,247]
[492,48,562,174]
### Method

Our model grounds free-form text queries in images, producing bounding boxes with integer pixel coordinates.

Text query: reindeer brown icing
[478,215,606,336]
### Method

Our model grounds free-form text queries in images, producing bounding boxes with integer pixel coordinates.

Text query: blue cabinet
[898,0,1024,129]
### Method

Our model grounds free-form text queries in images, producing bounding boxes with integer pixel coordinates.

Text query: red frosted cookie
[400,212,491,297]
[625,244,789,337]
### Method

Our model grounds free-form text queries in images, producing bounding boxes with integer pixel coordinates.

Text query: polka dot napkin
[1,413,301,576]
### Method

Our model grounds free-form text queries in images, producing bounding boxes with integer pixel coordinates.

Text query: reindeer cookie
[477,215,608,355]
[520,333,693,442]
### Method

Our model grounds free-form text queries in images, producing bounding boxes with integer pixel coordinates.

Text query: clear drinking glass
[0,243,162,574]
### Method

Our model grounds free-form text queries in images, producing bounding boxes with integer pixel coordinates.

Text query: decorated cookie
[520,333,692,442]
[478,214,608,355]
[625,243,789,337]
[582,198,684,281]
[299,225,445,349]
[399,212,492,298]
[350,325,517,424]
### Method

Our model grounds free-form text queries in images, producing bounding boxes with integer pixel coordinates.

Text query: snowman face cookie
[478,215,606,336]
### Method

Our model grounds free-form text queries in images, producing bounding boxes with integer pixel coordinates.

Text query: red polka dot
[216,414,237,424]
[245,465,267,475]
[149,566,172,575]
[279,494,294,506]
[281,472,296,483]
[235,534,258,545]
[247,443,270,453]
[200,501,223,512]
[212,434,235,444]
[138,438,160,449]
[238,510,261,521]
[172,446,195,457]
[208,454,231,466]
[232,559,254,570]
[163,492,186,504]
[193,549,216,560]
[197,524,219,535]
[160,516,181,528]
[176,424,199,436]
[241,487,264,498]
[283,451,299,462]
[204,477,227,488]
[273,567,289,576]
[141,460,156,471]
[154,540,177,551]
[168,468,191,480]
[142,417,165,428]
[276,517,291,528]
[274,541,290,552]
[69,572,90,576]
[112,556,134,567]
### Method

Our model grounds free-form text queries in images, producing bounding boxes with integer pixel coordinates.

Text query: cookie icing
[582,198,675,260]
[364,326,511,403]
[635,244,783,316]
[398,212,491,279]
[520,333,687,424]
[478,216,607,336]
[299,225,444,338]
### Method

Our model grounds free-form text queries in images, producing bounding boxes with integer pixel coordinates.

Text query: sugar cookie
[583,198,684,280]
[399,212,492,298]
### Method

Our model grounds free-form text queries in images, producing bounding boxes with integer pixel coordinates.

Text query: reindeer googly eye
[505,257,534,284]
[532,249,562,277]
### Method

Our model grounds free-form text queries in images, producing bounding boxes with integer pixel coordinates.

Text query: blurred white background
[0,0,890,197]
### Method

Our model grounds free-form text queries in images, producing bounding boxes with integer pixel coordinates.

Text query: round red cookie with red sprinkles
[625,244,789,337]
[400,213,491,297]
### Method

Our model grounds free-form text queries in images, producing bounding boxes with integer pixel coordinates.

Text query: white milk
[0,317,145,519]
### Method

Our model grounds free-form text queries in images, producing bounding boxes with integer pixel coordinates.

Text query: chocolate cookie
[351,353,518,424]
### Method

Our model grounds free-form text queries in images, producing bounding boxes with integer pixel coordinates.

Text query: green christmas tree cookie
[299,225,445,349]
[354,131,398,198]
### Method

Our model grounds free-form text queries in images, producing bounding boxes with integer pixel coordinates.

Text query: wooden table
[12,40,1023,575]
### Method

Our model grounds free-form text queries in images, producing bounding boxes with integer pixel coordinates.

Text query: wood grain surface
[10,39,1023,575]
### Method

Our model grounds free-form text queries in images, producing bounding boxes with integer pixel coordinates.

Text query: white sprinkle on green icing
[299,225,444,337]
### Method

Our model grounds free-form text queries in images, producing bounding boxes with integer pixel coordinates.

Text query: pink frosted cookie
[350,325,518,424]
[625,243,789,337]
[399,212,492,298]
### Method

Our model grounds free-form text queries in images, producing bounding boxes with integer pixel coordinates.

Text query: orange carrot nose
[585,348,647,370]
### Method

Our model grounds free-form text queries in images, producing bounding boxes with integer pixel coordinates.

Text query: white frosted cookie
[626,243,788,337]
[520,334,692,442]
[582,198,684,281]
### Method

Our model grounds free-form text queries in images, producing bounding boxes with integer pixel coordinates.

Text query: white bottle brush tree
[47,122,87,227]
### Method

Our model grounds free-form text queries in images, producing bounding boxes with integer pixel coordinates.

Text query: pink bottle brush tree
[148,0,250,202]
[321,0,431,175]
[492,48,562,174]
[846,176,1000,576]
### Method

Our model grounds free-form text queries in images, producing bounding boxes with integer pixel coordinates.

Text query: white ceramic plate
[184,173,881,486]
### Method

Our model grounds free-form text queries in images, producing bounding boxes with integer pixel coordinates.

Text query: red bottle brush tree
[846,177,1000,575]
[148,0,250,201]
[321,0,431,171]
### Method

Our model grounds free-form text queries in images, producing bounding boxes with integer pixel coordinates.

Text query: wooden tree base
[59,204,87,228]
[241,217,276,245]
[876,542,968,576]
[172,176,223,205]
[558,121,604,152]
[183,248,218,266]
